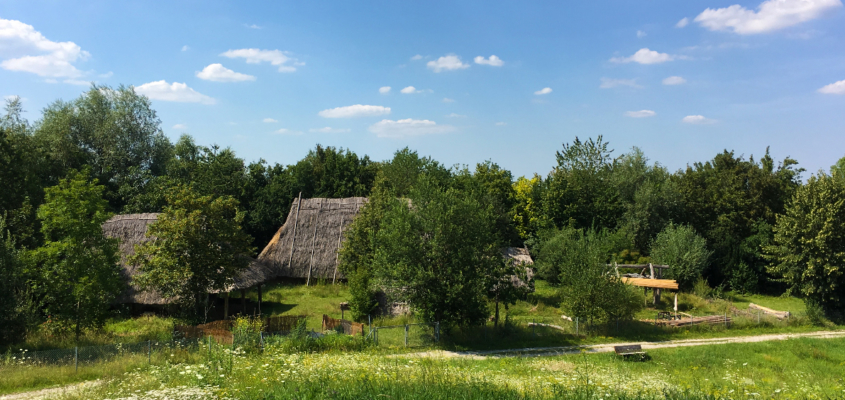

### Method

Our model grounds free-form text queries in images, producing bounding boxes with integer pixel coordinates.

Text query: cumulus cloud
[637,30,647,38]
[427,54,470,72]
[379,86,391,94]
[600,78,642,89]
[318,104,391,118]
[442,98,455,103]
[410,54,423,61]
[172,124,187,130]
[663,76,687,85]
[196,63,256,82]
[309,127,351,133]
[534,87,553,95]
[474,55,504,66]
[818,79,845,94]
[676,17,690,28]
[368,118,455,138]
[625,110,656,118]
[401,86,426,94]
[135,81,216,104]
[610,48,675,64]
[682,115,717,124]
[0,18,90,78]
[220,48,300,72]
[694,0,842,34]
[263,118,278,123]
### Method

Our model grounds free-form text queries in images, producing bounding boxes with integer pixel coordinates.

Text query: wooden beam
[333,217,344,285]
[306,199,323,286]
[609,264,671,269]
[287,192,302,272]
[622,277,679,290]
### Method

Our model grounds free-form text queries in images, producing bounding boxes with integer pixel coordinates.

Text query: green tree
[832,155,845,184]
[765,173,845,317]
[131,186,254,322]
[373,175,500,326]
[380,147,450,196]
[649,224,712,291]
[27,170,123,340]
[0,216,26,345]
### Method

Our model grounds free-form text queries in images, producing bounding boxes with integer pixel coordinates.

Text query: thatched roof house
[258,197,366,282]
[102,213,275,305]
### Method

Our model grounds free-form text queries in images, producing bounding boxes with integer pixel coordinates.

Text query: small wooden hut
[102,213,275,309]
[257,197,367,284]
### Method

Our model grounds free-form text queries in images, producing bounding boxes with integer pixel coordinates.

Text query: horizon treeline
[2,85,843,301]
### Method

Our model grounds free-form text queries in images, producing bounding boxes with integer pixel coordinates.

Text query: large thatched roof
[258,197,367,281]
[103,213,275,305]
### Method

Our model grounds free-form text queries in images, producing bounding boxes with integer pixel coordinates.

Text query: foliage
[131,186,254,322]
[648,224,712,291]
[26,170,123,340]
[380,147,451,196]
[374,175,501,326]
[765,172,845,317]
[0,216,25,345]
[536,227,643,325]
[512,174,549,241]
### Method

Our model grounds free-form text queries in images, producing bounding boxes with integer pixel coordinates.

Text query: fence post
[74,346,78,373]
[404,325,409,347]
[724,312,728,328]
[148,340,151,364]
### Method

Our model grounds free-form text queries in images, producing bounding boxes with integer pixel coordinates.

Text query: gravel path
[0,380,100,400]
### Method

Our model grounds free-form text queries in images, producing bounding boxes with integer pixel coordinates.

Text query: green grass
[51,336,845,399]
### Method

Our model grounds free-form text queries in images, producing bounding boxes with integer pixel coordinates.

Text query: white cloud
[220,48,300,72]
[427,54,470,72]
[610,48,675,64]
[172,124,187,130]
[663,76,687,85]
[0,18,90,78]
[442,98,455,103]
[676,17,690,28]
[368,118,455,138]
[245,24,261,29]
[274,128,303,135]
[637,30,648,38]
[181,45,190,52]
[600,78,642,89]
[309,127,351,133]
[410,54,423,61]
[446,113,466,118]
[682,115,717,124]
[318,104,391,118]
[401,86,427,94]
[694,0,842,35]
[818,79,845,94]
[135,81,216,105]
[196,63,256,82]
[263,118,278,123]
[495,122,507,126]
[379,86,391,94]
[474,55,504,66]
[625,110,656,118]
[63,79,91,86]
[534,87,553,95]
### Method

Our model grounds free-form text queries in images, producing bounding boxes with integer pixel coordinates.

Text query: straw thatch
[502,247,535,290]
[258,197,367,281]
[103,213,276,305]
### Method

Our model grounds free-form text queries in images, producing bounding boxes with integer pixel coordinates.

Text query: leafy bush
[649,223,711,291]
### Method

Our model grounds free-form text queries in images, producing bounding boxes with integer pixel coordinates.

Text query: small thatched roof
[258,197,367,281]
[103,213,275,305]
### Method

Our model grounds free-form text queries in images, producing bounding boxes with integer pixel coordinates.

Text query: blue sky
[2,0,844,178]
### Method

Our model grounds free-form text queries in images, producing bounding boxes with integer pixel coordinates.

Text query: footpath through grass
[52,336,845,399]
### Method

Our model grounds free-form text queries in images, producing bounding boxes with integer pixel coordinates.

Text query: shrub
[649,223,711,291]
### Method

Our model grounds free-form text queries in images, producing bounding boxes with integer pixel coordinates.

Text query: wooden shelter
[613,263,680,311]
[102,213,275,311]
[257,196,367,284]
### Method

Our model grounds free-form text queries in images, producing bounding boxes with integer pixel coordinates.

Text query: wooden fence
[265,315,307,332]
[322,314,366,336]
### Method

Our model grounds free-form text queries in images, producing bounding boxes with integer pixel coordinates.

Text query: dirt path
[404,330,845,359]
[0,380,100,400]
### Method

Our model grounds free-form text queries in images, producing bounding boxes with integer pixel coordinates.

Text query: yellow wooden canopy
[621,277,679,290]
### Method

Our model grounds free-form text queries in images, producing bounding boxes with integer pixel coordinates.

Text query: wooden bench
[614,344,646,360]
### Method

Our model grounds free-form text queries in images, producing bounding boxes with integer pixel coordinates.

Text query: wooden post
[655,266,662,304]
[306,199,323,286]
[224,292,229,319]
[333,217,344,285]
[287,192,303,274]
[257,285,262,316]
[674,292,678,312]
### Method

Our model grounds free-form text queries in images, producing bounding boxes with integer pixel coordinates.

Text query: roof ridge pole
[333,217,344,285]
[306,199,323,286]
[287,192,302,273]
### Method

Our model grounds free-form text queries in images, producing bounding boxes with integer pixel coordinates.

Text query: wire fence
[2,338,206,370]
[370,323,438,348]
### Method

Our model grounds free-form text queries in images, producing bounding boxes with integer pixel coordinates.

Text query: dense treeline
[1,85,843,342]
